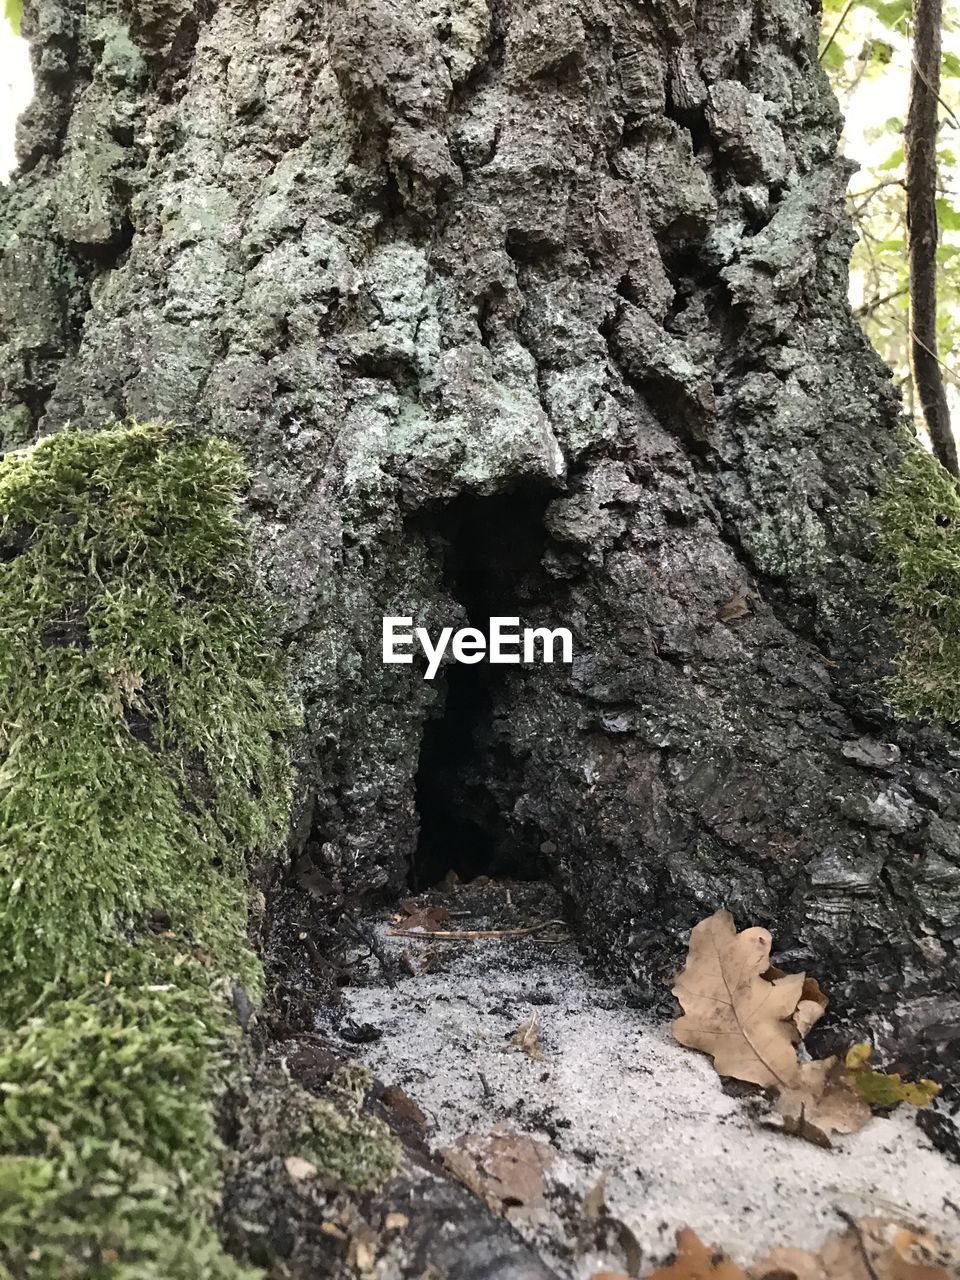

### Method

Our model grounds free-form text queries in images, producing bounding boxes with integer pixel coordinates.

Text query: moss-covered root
[875,445,960,724]
[0,423,294,1279]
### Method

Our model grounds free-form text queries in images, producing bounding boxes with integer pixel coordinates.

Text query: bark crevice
[411,489,556,890]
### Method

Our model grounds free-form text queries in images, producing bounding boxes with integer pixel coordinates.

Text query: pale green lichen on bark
[875,445,960,725]
[0,422,295,1278]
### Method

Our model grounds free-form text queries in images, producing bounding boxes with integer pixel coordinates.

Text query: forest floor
[316,881,960,1278]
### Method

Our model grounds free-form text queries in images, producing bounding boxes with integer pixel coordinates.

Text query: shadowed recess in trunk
[411,489,555,890]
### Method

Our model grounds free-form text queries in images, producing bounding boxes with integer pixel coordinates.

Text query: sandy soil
[325,882,960,1277]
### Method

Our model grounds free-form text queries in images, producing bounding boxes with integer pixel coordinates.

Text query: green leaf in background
[822,39,848,72]
[937,198,960,232]
[3,0,22,35]
[879,145,905,171]
[867,39,894,69]
[870,0,911,27]
[944,51,960,79]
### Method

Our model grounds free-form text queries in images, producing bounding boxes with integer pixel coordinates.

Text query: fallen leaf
[506,1011,546,1062]
[776,1057,871,1147]
[284,1155,318,1180]
[672,911,947,1149]
[648,1220,957,1280]
[818,1217,957,1280]
[845,1042,872,1070]
[749,1247,825,1280]
[792,977,829,1038]
[383,1212,408,1232]
[439,1125,556,1214]
[761,967,829,1039]
[592,1273,631,1280]
[844,1043,941,1109]
[672,910,806,1090]
[646,1228,747,1280]
[397,899,449,933]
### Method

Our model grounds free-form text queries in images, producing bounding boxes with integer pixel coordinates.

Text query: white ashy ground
[334,886,960,1277]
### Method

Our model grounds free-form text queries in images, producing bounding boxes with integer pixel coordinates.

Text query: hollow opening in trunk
[410,488,555,890]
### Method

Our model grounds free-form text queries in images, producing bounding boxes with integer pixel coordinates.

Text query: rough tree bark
[1,0,958,1148]
[906,0,958,476]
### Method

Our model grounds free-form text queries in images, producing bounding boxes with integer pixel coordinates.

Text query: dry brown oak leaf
[593,1220,958,1280]
[644,1228,747,1280]
[439,1125,556,1215]
[671,909,824,1090]
[776,1055,871,1148]
[749,1216,959,1280]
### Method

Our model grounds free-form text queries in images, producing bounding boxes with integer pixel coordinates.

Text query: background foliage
[821,0,960,440]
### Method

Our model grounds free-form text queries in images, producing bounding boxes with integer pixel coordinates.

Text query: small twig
[478,1071,493,1098]
[388,919,567,940]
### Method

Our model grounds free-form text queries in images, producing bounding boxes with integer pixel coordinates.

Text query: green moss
[329,1063,375,1110]
[239,1072,400,1198]
[0,423,295,1278]
[299,1099,400,1195]
[875,446,960,724]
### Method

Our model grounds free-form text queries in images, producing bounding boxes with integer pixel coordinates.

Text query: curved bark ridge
[0,0,957,1052]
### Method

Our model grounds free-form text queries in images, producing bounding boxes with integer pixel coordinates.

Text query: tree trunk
[2,0,958,1096]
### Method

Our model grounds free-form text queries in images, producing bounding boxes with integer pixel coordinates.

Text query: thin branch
[849,179,906,218]
[819,0,856,63]
[880,306,960,388]
[855,285,909,317]
[911,53,960,130]
[849,178,906,205]
[911,326,960,389]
